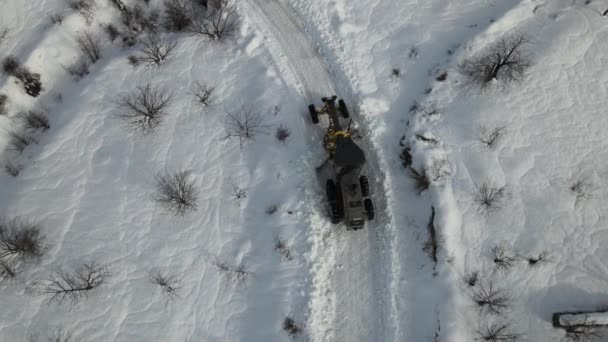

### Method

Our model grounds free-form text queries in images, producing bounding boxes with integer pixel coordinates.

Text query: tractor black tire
[309,104,319,124]
[326,180,342,223]
[326,179,336,200]
[364,198,374,221]
[360,176,370,197]
[338,99,349,118]
[329,202,341,224]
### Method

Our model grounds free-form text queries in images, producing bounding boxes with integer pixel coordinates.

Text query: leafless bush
[570,179,592,202]
[415,134,438,144]
[527,250,550,266]
[116,84,174,133]
[76,31,102,64]
[20,111,50,132]
[473,282,510,315]
[108,0,126,11]
[17,68,43,97]
[459,34,531,90]
[0,259,17,282]
[121,4,159,35]
[5,162,22,177]
[491,244,516,272]
[153,170,198,216]
[67,58,90,81]
[50,14,65,25]
[423,206,441,269]
[41,262,110,306]
[275,237,292,261]
[283,316,302,338]
[189,0,238,41]
[275,125,291,142]
[163,0,191,31]
[65,0,96,22]
[0,94,7,115]
[429,158,450,182]
[127,55,140,67]
[474,181,506,215]
[400,144,412,168]
[224,107,271,148]
[192,81,214,108]
[565,320,603,342]
[0,217,44,262]
[211,257,251,285]
[436,71,448,81]
[231,183,246,200]
[407,166,430,193]
[137,34,176,67]
[2,56,20,75]
[149,267,182,302]
[8,130,37,153]
[104,23,121,41]
[28,326,76,342]
[391,68,400,78]
[476,322,520,341]
[478,125,507,149]
[464,270,479,287]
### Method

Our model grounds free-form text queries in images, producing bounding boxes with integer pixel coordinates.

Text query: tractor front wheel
[309,104,319,124]
[338,99,350,118]
[360,176,370,197]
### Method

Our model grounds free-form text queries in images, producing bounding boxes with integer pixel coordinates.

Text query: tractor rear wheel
[309,104,319,124]
[338,99,349,118]
[326,180,342,223]
[360,176,370,197]
[364,198,374,221]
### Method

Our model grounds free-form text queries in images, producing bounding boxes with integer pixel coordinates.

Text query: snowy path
[244,1,392,341]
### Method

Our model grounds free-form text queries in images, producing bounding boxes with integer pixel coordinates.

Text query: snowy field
[1,0,608,341]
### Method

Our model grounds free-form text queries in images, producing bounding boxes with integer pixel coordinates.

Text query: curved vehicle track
[244,1,395,341]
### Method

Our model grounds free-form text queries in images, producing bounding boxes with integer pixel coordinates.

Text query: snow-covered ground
[2,0,608,340]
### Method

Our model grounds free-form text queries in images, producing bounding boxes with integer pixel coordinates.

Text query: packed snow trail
[244,0,392,341]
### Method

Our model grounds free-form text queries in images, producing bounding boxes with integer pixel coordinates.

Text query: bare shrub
[274,237,292,261]
[28,326,76,342]
[16,68,43,97]
[429,158,450,182]
[476,322,520,342]
[275,125,290,142]
[231,183,246,200]
[192,81,214,108]
[225,107,271,148]
[565,320,603,342]
[423,206,441,269]
[121,4,159,37]
[478,124,507,149]
[137,34,177,67]
[416,134,437,143]
[108,0,126,11]
[283,316,302,338]
[527,250,550,266]
[407,166,430,193]
[570,179,592,202]
[0,94,7,115]
[153,170,198,216]
[0,217,44,262]
[50,14,65,25]
[189,0,238,41]
[491,244,516,272]
[2,56,20,75]
[391,68,401,78]
[211,257,251,285]
[472,282,510,315]
[65,0,96,22]
[104,23,121,41]
[41,262,110,306]
[400,144,412,169]
[436,71,448,81]
[474,181,506,215]
[21,111,50,132]
[0,259,17,282]
[116,84,174,133]
[0,28,8,45]
[459,34,531,90]
[464,270,479,287]
[67,58,90,81]
[8,130,37,153]
[127,55,140,67]
[163,0,191,31]
[149,267,182,302]
[5,162,22,177]
[76,31,102,64]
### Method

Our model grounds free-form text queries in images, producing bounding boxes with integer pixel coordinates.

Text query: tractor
[309,96,374,230]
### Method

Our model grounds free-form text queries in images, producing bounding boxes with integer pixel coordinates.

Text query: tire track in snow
[243,1,392,341]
